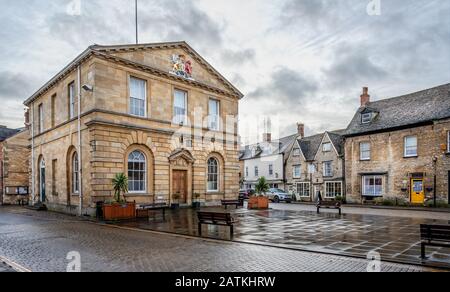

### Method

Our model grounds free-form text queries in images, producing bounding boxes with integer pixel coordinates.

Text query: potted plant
[192,193,201,209]
[172,192,181,209]
[102,173,136,221]
[248,177,270,210]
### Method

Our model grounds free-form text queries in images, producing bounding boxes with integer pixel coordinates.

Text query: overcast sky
[0,0,449,143]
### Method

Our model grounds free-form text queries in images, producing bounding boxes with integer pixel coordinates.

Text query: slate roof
[0,126,20,142]
[345,83,450,137]
[240,134,298,161]
[297,129,345,161]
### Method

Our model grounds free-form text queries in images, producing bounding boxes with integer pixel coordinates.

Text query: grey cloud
[221,49,255,66]
[0,71,37,102]
[322,44,387,89]
[248,67,318,105]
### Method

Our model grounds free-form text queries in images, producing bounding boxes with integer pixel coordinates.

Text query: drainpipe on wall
[31,102,35,205]
[77,65,83,216]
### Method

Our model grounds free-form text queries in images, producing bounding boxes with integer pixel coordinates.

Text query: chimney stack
[297,123,305,139]
[263,133,272,143]
[360,87,370,107]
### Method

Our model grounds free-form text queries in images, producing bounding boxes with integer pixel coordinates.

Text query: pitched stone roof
[345,83,450,137]
[240,134,298,161]
[297,130,345,161]
[0,126,20,142]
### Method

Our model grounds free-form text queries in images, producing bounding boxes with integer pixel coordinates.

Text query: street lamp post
[433,156,438,208]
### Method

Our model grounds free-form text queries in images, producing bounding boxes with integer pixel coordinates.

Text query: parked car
[265,188,292,203]
[239,189,255,200]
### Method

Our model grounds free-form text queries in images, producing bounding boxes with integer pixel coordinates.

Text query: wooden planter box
[103,203,136,221]
[248,196,269,210]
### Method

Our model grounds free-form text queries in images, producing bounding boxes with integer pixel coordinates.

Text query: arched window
[128,150,146,193]
[72,153,79,194]
[207,157,219,192]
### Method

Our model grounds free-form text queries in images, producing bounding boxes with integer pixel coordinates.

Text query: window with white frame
[255,166,259,177]
[322,143,332,152]
[207,158,219,192]
[293,165,301,178]
[361,113,372,124]
[293,148,301,157]
[72,152,79,194]
[323,161,333,177]
[447,131,450,153]
[296,182,310,197]
[360,142,371,160]
[69,82,75,119]
[128,150,146,193]
[362,175,383,197]
[325,182,342,198]
[173,89,187,125]
[38,104,44,133]
[208,99,220,131]
[308,163,316,174]
[404,136,418,157]
[129,77,147,117]
[269,164,273,176]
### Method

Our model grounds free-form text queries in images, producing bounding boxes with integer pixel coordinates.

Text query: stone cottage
[344,85,450,204]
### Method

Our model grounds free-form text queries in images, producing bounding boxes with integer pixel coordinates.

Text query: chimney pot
[263,133,272,143]
[360,87,370,107]
[297,123,305,139]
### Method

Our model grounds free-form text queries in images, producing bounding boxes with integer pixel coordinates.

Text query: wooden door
[173,170,187,204]
[411,179,425,204]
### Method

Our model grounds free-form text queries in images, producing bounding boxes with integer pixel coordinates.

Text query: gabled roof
[297,129,345,161]
[345,83,450,137]
[0,126,20,142]
[24,41,243,106]
[240,134,298,161]
[297,133,324,161]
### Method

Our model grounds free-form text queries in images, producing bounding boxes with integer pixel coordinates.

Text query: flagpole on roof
[135,0,138,44]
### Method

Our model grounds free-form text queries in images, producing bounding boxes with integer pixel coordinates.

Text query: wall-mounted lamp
[82,84,94,92]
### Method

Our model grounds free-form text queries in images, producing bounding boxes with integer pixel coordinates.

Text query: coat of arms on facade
[170,54,193,80]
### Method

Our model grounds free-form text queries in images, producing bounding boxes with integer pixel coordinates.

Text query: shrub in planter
[425,200,450,208]
[248,177,270,210]
[103,173,136,221]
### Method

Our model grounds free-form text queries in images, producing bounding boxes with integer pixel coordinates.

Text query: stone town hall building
[23,42,243,215]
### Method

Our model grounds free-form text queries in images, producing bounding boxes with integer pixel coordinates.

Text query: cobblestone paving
[0,206,439,272]
[117,205,450,268]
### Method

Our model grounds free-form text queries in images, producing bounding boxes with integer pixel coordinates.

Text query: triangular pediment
[92,42,243,99]
[169,149,195,164]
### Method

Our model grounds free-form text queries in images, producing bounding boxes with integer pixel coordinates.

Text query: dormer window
[362,113,373,124]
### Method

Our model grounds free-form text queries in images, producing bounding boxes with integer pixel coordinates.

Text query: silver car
[265,188,293,203]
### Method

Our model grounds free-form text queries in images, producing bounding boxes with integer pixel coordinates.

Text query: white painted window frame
[404,136,418,157]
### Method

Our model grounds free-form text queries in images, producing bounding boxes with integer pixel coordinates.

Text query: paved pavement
[117,203,450,268]
[0,206,440,272]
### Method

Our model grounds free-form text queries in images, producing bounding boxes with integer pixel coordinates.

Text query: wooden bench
[221,200,242,209]
[317,200,342,215]
[137,203,170,220]
[420,224,450,259]
[197,211,235,239]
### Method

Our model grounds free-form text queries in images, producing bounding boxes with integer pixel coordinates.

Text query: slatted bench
[197,211,236,239]
[317,200,342,215]
[136,203,170,220]
[221,200,242,209]
[420,224,450,259]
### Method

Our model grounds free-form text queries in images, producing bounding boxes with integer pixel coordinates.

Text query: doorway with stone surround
[168,149,194,206]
